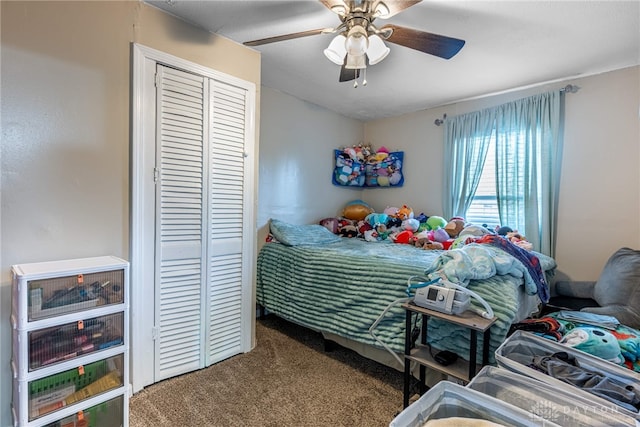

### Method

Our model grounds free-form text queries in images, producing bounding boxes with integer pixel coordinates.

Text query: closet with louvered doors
[153,65,255,382]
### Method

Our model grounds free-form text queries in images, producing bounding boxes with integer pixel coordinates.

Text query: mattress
[257,224,556,365]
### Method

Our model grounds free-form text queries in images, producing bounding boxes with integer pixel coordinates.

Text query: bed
[257,219,557,370]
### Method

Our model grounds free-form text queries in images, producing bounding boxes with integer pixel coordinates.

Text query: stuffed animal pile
[318,200,536,253]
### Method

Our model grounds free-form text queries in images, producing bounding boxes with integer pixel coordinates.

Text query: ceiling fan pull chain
[363,68,368,86]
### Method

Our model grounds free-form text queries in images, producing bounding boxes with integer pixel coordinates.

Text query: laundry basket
[389,381,558,427]
[495,330,640,421]
[468,365,638,426]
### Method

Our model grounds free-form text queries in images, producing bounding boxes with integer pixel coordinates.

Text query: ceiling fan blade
[339,65,360,82]
[244,28,331,47]
[382,24,465,59]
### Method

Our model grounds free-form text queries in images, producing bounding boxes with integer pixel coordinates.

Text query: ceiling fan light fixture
[345,25,369,57]
[366,34,390,65]
[373,2,390,18]
[345,53,367,70]
[324,34,347,65]
[330,4,347,17]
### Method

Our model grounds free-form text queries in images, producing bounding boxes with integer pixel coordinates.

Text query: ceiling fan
[243,0,465,85]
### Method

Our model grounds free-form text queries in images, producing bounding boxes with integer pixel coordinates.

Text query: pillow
[593,247,640,307]
[269,219,341,246]
[364,151,404,187]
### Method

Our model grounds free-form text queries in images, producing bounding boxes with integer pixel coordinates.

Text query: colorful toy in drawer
[28,269,125,321]
[42,394,124,427]
[29,312,124,370]
[28,356,123,420]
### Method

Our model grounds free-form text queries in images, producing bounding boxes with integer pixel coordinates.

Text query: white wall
[0,2,260,426]
[257,87,364,242]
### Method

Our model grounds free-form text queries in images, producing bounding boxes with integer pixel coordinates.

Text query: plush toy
[459,224,490,237]
[402,218,420,232]
[365,213,389,228]
[414,230,430,240]
[383,206,399,217]
[357,220,372,236]
[496,225,513,236]
[412,237,443,250]
[561,327,624,364]
[319,217,339,234]
[427,228,450,243]
[353,144,372,162]
[363,229,380,242]
[505,231,533,251]
[387,217,402,229]
[412,236,430,248]
[335,218,358,238]
[444,219,465,238]
[426,215,447,231]
[395,205,414,221]
[424,241,444,250]
[415,213,428,223]
[342,199,374,221]
[393,230,414,244]
[338,224,358,238]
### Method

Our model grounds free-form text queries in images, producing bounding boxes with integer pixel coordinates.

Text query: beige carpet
[129,316,406,427]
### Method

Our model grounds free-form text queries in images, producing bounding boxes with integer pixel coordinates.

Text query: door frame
[131,43,256,393]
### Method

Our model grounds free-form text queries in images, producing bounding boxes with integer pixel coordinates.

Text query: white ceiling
[146,0,640,121]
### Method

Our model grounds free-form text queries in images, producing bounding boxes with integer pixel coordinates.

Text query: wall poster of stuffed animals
[333,144,404,188]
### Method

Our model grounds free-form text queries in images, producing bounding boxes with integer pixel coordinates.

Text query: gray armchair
[548,247,640,330]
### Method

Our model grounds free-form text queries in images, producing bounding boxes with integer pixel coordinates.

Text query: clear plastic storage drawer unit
[11,256,129,427]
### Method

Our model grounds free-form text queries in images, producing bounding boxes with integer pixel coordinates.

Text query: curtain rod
[434,84,580,126]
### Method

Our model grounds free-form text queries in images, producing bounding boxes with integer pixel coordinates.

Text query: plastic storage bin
[27,268,124,322]
[468,365,638,426]
[27,312,124,372]
[389,381,559,427]
[495,330,640,420]
[42,394,124,427]
[11,256,129,427]
[15,354,124,422]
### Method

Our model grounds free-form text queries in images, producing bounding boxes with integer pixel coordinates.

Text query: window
[465,138,500,229]
[443,90,563,256]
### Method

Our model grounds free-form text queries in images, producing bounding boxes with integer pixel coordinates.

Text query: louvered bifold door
[206,80,250,366]
[155,65,208,381]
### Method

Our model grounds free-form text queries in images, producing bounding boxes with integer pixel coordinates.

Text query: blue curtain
[494,91,562,257]
[442,111,495,219]
[443,90,563,257]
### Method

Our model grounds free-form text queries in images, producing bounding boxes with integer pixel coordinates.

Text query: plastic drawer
[389,381,559,426]
[12,256,127,328]
[467,365,638,426]
[27,269,124,322]
[13,354,124,422]
[28,312,124,372]
[495,330,640,420]
[41,394,124,427]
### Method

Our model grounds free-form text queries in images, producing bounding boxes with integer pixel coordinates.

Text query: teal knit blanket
[256,238,556,363]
